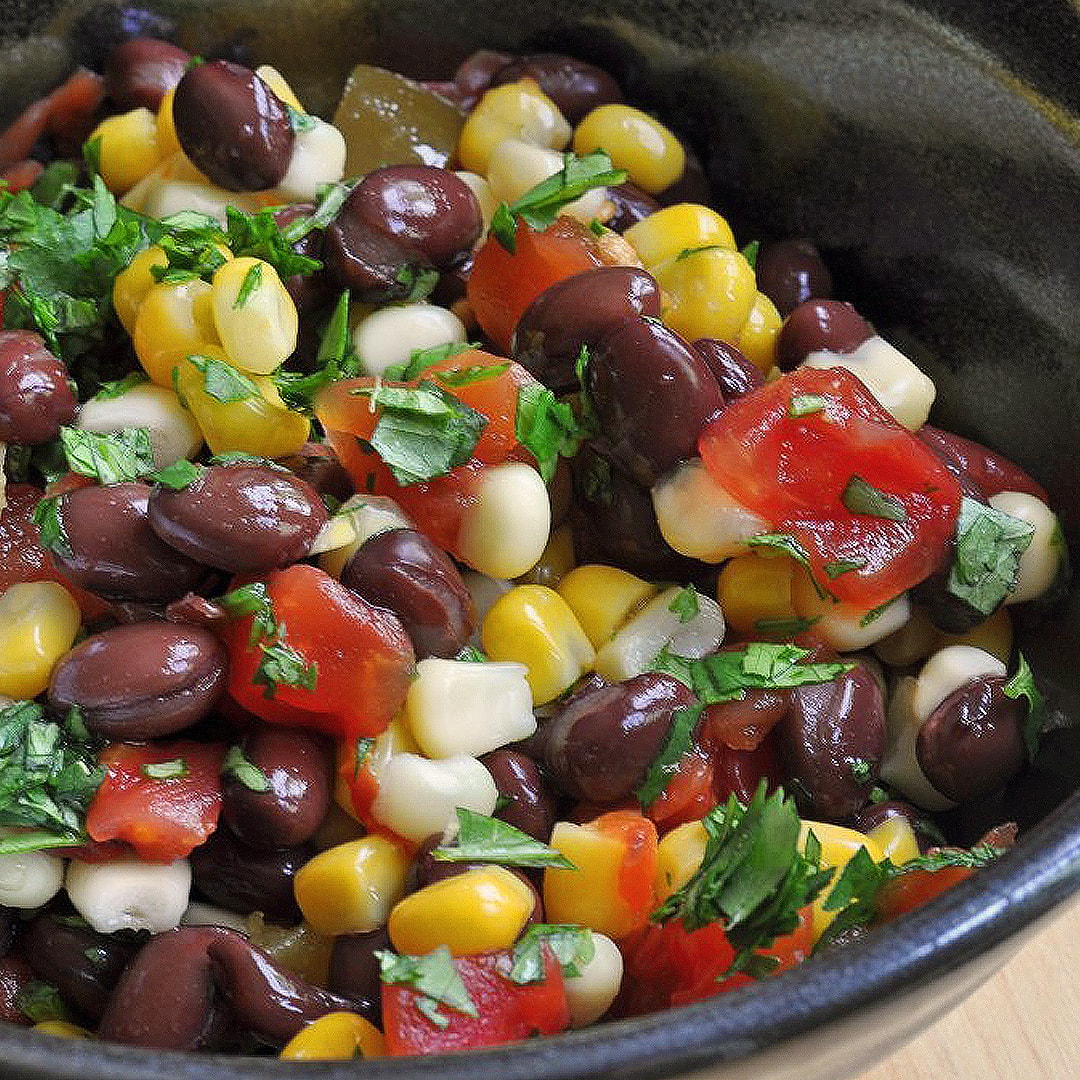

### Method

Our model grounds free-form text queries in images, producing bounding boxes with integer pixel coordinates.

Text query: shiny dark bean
[148,463,327,573]
[775,661,886,820]
[24,912,138,1022]
[480,749,556,842]
[912,567,989,635]
[703,686,790,750]
[775,299,874,371]
[345,166,482,269]
[656,149,711,204]
[454,50,515,100]
[324,212,434,301]
[851,799,934,852]
[223,727,332,850]
[491,53,623,123]
[165,592,228,628]
[51,482,208,600]
[0,330,77,445]
[544,673,697,802]
[191,831,309,924]
[328,926,389,1016]
[172,60,294,191]
[0,908,17,958]
[0,957,35,1026]
[105,37,190,110]
[278,442,354,505]
[271,205,331,316]
[692,338,763,400]
[605,181,660,232]
[918,424,1046,502]
[513,267,662,390]
[916,675,1025,803]
[48,621,227,738]
[341,527,474,659]
[588,316,724,487]
[755,239,833,317]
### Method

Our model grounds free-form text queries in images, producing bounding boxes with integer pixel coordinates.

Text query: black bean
[775,299,873,371]
[588,316,724,487]
[323,212,434,302]
[775,661,886,821]
[172,60,294,191]
[912,567,990,635]
[606,181,660,232]
[148,463,328,574]
[341,528,475,659]
[544,673,697,803]
[480,749,556,842]
[491,54,623,124]
[692,338,764,400]
[916,675,1025,803]
[50,482,208,601]
[105,37,190,111]
[512,267,662,390]
[328,927,388,1017]
[0,330,77,445]
[48,621,227,739]
[656,148,711,204]
[755,239,833,317]
[223,727,332,850]
[453,50,515,101]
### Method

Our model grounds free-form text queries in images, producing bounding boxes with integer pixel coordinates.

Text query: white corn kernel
[486,139,608,223]
[565,931,623,1028]
[181,901,251,934]
[881,676,956,812]
[77,382,203,469]
[455,171,496,234]
[406,657,536,758]
[65,858,191,934]
[274,117,347,203]
[211,257,298,375]
[651,459,767,562]
[0,842,64,909]
[988,491,1064,605]
[456,462,551,579]
[312,494,413,558]
[353,303,466,376]
[462,572,513,644]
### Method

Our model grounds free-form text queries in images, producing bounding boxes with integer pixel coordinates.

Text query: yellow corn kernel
[90,107,162,195]
[388,866,534,957]
[0,582,81,699]
[247,913,334,987]
[717,553,799,639]
[32,1020,92,1039]
[866,815,921,867]
[133,278,219,387]
[573,104,685,195]
[653,246,757,344]
[736,291,783,373]
[800,821,886,943]
[557,564,656,650]
[211,257,298,375]
[481,584,595,705]
[281,1011,385,1061]
[255,64,305,111]
[112,245,169,336]
[623,203,736,269]
[293,836,409,937]
[457,80,572,176]
[935,606,1013,664]
[155,88,181,157]
[655,820,708,904]
[173,349,310,458]
[518,523,576,588]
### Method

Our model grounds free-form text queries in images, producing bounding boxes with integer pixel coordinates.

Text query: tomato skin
[699,367,962,609]
[875,865,975,922]
[86,741,226,863]
[382,947,570,1055]
[222,564,415,743]
[646,748,717,833]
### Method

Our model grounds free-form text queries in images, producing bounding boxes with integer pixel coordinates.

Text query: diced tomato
[382,947,570,1055]
[699,368,962,609]
[63,838,139,863]
[86,741,226,863]
[467,218,604,353]
[875,865,975,922]
[592,810,659,916]
[220,564,415,744]
[647,747,717,833]
[0,68,104,171]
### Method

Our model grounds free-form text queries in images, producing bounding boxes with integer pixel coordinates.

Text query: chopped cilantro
[636,705,701,809]
[509,925,595,985]
[280,181,354,245]
[141,758,189,780]
[668,586,701,624]
[841,475,907,522]
[394,262,439,303]
[31,495,72,558]
[223,205,321,281]
[186,353,260,403]
[353,737,375,778]
[514,383,589,482]
[748,532,831,600]
[382,341,478,383]
[17,981,73,1024]
[222,746,270,792]
[91,372,149,401]
[148,458,205,490]
[675,244,727,261]
[754,615,819,637]
[740,239,760,269]
[432,808,575,869]
[285,104,318,134]
[434,362,510,388]
[788,393,828,418]
[233,262,263,308]
[824,558,866,579]
[1003,652,1047,760]
[58,426,156,485]
[850,758,874,783]
[455,645,487,663]
[377,947,478,1029]
[274,292,363,410]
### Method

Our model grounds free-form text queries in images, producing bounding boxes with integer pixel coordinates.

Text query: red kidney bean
[916,675,1025,803]
[454,50,515,100]
[714,737,783,804]
[223,727,332,850]
[328,926,387,1021]
[775,299,874,370]
[0,956,35,1026]
[755,239,834,317]
[147,463,328,574]
[50,482,208,600]
[24,911,139,1022]
[917,425,1048,503]
[278,442,354,505]
[104,37,190,110]
[344,166,482,270]
[341,527,475,659]
[480,749,557,842]
[491,54,623,124]
[692,338,764,400]
[513,267,662,390]
[0,330,77,445]
[165,592,228,628]
[588,316,724,487]
[48,620,227,738]
[172,60,294,191]
[323,211,434,302]
[544,673,697,803]
[191,831,309,924]
[606,181,660,232]
[775,661,886,821]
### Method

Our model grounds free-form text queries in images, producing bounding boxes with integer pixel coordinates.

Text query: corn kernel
[281,1012,385,1061]
[247,913,334,986]
[717,553,799,639]
[736,291,783,373]
[800,821,886,943]
[90,107,162,195]
[653,246,757,344]
[293,836,409,937]
[557,564,655,649]
[255,65,305,111]
[573,104,685,195]
[155,89,181,157]
[655,820,709,904]
[519,522,576,588]
[623,203,736,268]
[113,246,169,335]
[211,257,298,375]
[866,815,921,866]
[33,1021,92,1040]
[133,278,219,387]
[481,585,595,705]
[333,716,420,822]
[935,606,1013,663]
[0,582,80,699]
[388,866,535,956]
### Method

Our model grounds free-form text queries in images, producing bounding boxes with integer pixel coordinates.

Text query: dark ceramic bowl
[2,1,1080,1077]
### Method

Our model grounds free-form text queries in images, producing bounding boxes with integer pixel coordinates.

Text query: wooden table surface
[856,894,1080,1080]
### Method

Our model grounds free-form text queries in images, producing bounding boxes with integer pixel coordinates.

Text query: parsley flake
[509,925,595,985]
[141,758,189,780]
[59,426,155,484]
[186,353,259,403]
[1003,652,1047,760]
[233,262,263,308]
[377,947,478,1029]
[514,383,589,482]
[222,746,270,792]
[148,459,204,490]
[668,586,701,624]
[274,292,363,410]
[432,808,575,870]
[841,475,907,522]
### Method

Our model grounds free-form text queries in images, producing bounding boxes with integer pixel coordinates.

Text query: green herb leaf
[432,808,576,869]
[740,239,760,269]
[353,737,375,778]
[788,393,828,418]
[850,758,873,783]
[1003,652,1047,760]
[668,586,701,624]
[747,532,832,600]
[253,628,319,699]
[841,475,907,522]
[281,181,354,245]
[233,261,263,308]
[222,746,270,792]
[17,981,73,1024]
[31,495,72,558]
[141,758,189,780]
[274,292,364,410]
[224,205,322,281]
[149,458,204,490]
[186,352,260,403]
[455,645,488,663]
[394,263,440,303]
[381,341,477,383]
[91,372,149,401]
[285,104,318,134]
[636,704,702,809]
[509,924,595,984]
[514,383,589,482]
[824,558,866,579]
[58,426,155,484]
[377,946,478,1029]
[675,244,727,261]
[435,362,511,388]
[754,616,819,638]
